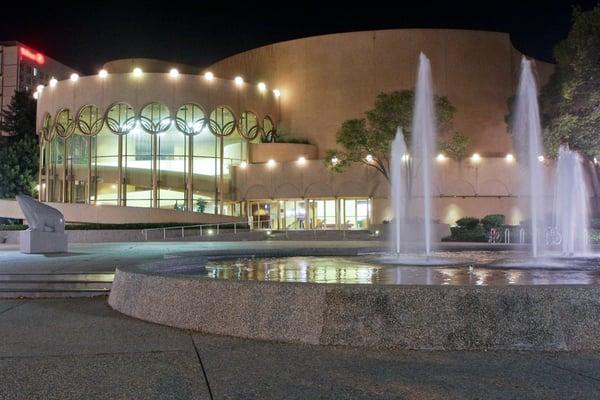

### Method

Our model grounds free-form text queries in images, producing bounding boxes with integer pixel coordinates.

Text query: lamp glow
[234,76,244,86]
[297,156,306,165]
[98,69,108,78]
[267,159,276,168]
[36,84,44,93]
[257,82,266,92]
[331,156,339,165]
[538,155,545,162]
[471,153,481,162]
[70,73,79,82]
[33,92,38,99]
[169,68,179,78]
[365,154,373,162]
[204,71,214,81]
[49,77,57,87]
[132,67,143,77]
[401,154,410,162]
[273,89,281,98]
[240,161,248,169]
[436,153,446,161]
[505,153,514,162]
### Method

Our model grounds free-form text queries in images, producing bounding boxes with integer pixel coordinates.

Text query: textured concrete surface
[2,298,600,399]
[110,262,600,350]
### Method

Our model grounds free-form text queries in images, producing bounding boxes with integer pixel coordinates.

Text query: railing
[143,222,249,241]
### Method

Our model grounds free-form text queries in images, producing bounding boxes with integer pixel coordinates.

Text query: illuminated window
[175,103,206,135]
[105,103,136,134]
[53,109,76,138]
[140,103,171,134]
[208,106,236,136]
[238,111,259,140]
[77,105,103,135]
[261,115,277,142]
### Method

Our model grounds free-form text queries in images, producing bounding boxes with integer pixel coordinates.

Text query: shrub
[481,214,505,232]
[443,225,487,242]
[456,217,479,229]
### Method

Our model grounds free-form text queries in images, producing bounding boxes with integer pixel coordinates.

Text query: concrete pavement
[1,298,600,399]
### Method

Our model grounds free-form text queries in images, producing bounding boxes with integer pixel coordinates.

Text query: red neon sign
[19,47,45,65]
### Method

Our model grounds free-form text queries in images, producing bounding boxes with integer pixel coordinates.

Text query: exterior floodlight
[257,82,266,92]
[471,153,481,162]
[505,153,514,162]
[98,69,108,78]
[365,154,374,162]
[331,156,339,165]
[33,92,39,99]
[36,84,44,93]
[297,156,306,165]
[401,154,410,162]
[70,73,79,82]
[538,155,545,162]
[267,159,276,168]
[204,71,214,81]
[169,68,179,78]
[49,77,58,87]
[273,89,281,98]
[436,153,446,161]
[207,229,214,235]
[133,67,143,77]
[234,76,244,86]
[239,161,248,169]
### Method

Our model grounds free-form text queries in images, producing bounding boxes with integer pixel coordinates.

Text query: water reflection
[203,254,600,286]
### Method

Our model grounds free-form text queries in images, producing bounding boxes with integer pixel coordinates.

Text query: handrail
[142,221,248,241]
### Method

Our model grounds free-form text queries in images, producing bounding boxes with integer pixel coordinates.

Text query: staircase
[0,273,113,298]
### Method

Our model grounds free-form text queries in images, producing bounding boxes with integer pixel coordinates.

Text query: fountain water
[390,128,408,255]
[553,145,590,255]
[409,52,436,256]
[512,57,547,257]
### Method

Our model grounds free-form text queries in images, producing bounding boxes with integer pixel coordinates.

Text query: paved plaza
[0,297,599,400]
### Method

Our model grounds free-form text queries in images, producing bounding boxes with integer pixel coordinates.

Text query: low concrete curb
[109,255,600,351]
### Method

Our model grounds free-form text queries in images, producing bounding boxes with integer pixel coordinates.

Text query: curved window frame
[104,102,137,135]
[208,106,236,137]
[53,108,76,139]
[76,105,104,136]
[139,102,172,134]
[175,103,207,136]
[238,110,260,140]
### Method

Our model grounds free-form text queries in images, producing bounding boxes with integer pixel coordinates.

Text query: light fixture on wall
[436,153,446,162]
[297,156,306,165]
[234,76,244,86]
[33,92,39,99]
[331,156,339,165]
[49,77,57,87]
[471,153,481,163]
[267,159,276,168]
[169,68,179,78]
[70,73,79,82]
[98,69,108,79]
[505,153,514,162]
[538,155,545,162]
[240,161,248,169]
[257,82,266,92]
[204,71,214,81]
[132,67,143,77]
[365,154,374,163]
[273,89,281,98]
[36,84,44,93]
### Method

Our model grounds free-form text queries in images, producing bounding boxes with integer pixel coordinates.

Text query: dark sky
[1,0,597,74]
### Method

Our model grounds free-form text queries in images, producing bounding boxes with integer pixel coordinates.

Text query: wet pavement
[1,297,600,399]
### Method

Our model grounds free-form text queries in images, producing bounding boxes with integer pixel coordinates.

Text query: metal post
[234,223,237,234]
[163,229,166,240]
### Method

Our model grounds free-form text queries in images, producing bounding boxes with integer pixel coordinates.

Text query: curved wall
[209,29,554,157]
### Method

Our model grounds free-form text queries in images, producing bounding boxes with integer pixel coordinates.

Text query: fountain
[390,128,408,255]
[553,145,590,256]
[512,57,547,257]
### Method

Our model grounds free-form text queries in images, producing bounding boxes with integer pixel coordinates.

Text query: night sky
[1,1,597,74]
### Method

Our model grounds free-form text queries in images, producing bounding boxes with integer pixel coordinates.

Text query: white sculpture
[16,195,67,253]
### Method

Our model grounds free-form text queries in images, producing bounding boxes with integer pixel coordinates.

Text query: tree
[539,5,600,158]
[325,90,456,181]
[0,90,39,199]
[438,132,471,161]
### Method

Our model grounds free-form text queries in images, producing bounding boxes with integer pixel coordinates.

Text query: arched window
[261,115,277,142]
[53,109,76,138]
[238,111,259,140]
[105,102,136,135]
[140,102,171,134]
[77,105,104,136]
[41,112,53,141]
[208,106,236,137]
[175,103,206,135]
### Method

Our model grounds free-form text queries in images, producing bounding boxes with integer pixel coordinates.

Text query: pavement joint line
[0,349,192,360]
[545,362,600,383]
[190,334,214,400]
[0,301,27,317]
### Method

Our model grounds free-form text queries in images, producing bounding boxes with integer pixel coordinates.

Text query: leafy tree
[0,91,39,198]
[539,5,600,158]
[325,90,456,181]
[438,132,471,161]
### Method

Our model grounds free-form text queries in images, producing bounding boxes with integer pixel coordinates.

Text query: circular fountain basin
[109,251,600,351]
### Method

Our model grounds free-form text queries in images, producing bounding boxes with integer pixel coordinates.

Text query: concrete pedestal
[20,230,68,254]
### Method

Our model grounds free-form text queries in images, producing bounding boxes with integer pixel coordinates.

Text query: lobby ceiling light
[505,153,514,162]
[234,76,244,86]
[132,67,143,77]
[70,73,79,82]
[49,77,57,87]
[471,153,481,162]
[273,89,281,98]
[257,82,266,92]
[98,69,108,79]
[204,71,214,81]
[169,68,179,78]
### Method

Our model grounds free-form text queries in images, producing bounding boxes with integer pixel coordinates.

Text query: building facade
[1,41,77,135]
[35,29,555,229]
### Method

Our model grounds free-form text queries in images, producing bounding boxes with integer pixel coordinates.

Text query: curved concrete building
[35,29,554,229]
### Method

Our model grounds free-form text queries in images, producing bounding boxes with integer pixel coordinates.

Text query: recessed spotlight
[257,82,266,92]
[70,73,79,82]
[98,69,108,78]
[273,89,281,98]
[169,68,179,78]
[234,76,244,86]
[132,67,143,77]
[204,71,214,81]
[49,77,57,87]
